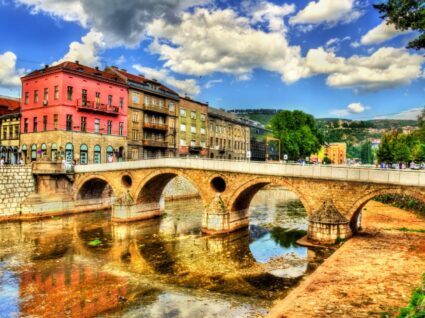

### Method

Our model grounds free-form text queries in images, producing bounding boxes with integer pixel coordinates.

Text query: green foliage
[374,194,425,217]
[323,156,332,164]
[88,239,102,246]
[377,131,420,163]
[374,0,424,50]
[361,141,375,164]
[396,227,425,234]
[398,273,425,318]
[269,110,323,160]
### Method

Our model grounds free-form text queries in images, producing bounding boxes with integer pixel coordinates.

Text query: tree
[360,141,375,164]
[269,110,323,160]
[374,0,425,50]
[376,132,395,163]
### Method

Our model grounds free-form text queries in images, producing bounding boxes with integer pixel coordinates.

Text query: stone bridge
[30,158,425,243]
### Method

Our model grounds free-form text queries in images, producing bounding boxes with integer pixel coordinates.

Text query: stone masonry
[163,176,199,201]
[0,165,35,217]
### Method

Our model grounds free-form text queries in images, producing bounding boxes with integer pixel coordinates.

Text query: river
[0,188,331,318]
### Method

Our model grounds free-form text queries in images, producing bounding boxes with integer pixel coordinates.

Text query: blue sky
[0,0,423,119]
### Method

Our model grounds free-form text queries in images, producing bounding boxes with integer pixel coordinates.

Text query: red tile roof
[0,96,20,116]
[22,61,126,86]
[107,67,178,97]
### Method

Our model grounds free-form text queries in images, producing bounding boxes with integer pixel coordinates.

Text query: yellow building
[0,111,21,164]
[312,143,347,165]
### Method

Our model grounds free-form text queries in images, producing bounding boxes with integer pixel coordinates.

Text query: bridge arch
[133,169,207,207]
[348,187,425,232]
[228,177,311,214]
[74,175,117,200]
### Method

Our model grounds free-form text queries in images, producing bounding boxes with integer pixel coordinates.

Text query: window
[33,117,38,132]
[31,144,37,161]
[169,102,175,112]
[66,115,72,131]
[81,117,87,132]
[180,124,186,132]
[43,115,47,131]
[133,112,139,122]
[82,89,87,106]
[93,145,101,164]
[200,113,206,121]
[108,95,112,106]
[24,118,28,133]
[152,98,156,106]
[190,140,196,147]
[43,88,48,102]
[180,108,187,117]
[144,95,149,106]
[67,86,73,100]
[107,120,112,135]
[24,92,29,105]
[119,97,124,109]
[41,144,47,157]
[51,143,57,161]
[159,99,163,108]
[53,114,58,130]
[106,146,114,163]
[80,144,88,164]
[34,90,38,103]
[65,143,73,162]
[14,125,18,138]
[132,93,140,104]
[200,141,206,148]
[95,92,100,105]
[132,129,138,141]
[201,127,206,135]
[94,119,100,133]
[191,125,196,133]
[191,111,197,119]
[119,122,123,136]
[54,85,59,100]
[180,139,187,146]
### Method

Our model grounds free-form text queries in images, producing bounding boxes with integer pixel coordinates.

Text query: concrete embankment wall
[163,176,200,201]
[0,166,35,218]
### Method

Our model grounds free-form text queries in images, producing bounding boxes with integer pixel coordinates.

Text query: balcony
[143,104,169,115]
[77,100,119,116]
[143,139,168,148]
[143,122,168,131]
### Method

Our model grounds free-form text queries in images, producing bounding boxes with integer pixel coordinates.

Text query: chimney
[152,78,158,82]
[44,65,49,69]
[121,69,127,72]
[95,66,99,70]
[75,60,79,64]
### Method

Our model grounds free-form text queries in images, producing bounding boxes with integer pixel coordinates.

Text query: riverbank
[267,200,425,318]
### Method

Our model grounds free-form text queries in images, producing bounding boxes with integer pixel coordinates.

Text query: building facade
[325,142,347,164]
[0,96,21,163]
[20,61,128,164]
[106,67,179,159]
[208,107,250,160]
[177,97,208,158]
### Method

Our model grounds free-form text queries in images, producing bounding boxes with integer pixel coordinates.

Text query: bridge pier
[202,194,249,234]
[307,200,352,244]
[111,192,161,222]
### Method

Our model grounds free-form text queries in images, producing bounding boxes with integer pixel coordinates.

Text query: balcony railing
[143,139,168,148]
[143,122,168,131]
[77,100,119,116]
[142,104,169,115]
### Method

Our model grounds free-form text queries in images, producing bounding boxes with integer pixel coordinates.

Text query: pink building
[20,61,128,164]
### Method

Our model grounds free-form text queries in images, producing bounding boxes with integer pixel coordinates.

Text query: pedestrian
[0,157,4,166]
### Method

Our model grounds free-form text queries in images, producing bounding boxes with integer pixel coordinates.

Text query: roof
[22,61,127,86]
[309,201,348,224]
[106,67,179,98]
[0,96,20,116]
[179,95,208,107]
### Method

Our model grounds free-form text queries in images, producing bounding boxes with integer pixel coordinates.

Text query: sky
[0,0,423,119]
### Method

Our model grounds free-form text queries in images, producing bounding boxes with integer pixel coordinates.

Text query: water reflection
[0,189,331,318]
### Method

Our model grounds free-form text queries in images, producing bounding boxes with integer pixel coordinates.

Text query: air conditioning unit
[43,100,48,106]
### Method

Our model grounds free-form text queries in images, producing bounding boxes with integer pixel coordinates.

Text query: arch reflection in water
[0,189,331,318]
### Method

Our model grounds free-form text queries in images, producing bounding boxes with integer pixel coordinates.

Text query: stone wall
[0,165,35,217]
[163,176,199,201]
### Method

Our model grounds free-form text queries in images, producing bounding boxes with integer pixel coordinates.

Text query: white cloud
[305,46,424,91]
[249,1,295,32]
[325,36,351,51]
[204,79,223,89]
[53,29,105,66]
[0,51,26,88]
[290,0,361,27]
[115,55,126,65]
[147,8,309,85]
[360,20,411,46]
[132,64,200,96]
[374,108,424,120]
[331,102,368,117]
[16,0,210,47]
